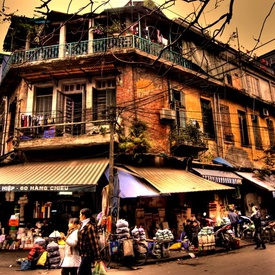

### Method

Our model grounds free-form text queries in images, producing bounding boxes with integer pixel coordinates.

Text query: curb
[143,240,255,265]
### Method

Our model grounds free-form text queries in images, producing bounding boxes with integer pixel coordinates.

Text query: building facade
[0,2,275,237]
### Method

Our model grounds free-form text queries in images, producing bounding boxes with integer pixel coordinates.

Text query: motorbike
[238,215,255,239]
[214,223,235,250]
[262,215,275,243]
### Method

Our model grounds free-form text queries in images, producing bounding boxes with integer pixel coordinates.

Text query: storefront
[236,172,275,216]
[115,165,234,237]
[0,158,109,235]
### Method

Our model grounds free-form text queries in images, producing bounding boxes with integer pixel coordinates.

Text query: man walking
[251,206,266,250]
[77,208,101,275]
[228,208,239,237]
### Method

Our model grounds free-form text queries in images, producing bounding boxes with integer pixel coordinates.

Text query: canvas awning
[105,168,159,198]
[0,158,109,192]
[236,172,275,192]
[192,168,242,185]
[213,157,234,168]
[124,166,234,194]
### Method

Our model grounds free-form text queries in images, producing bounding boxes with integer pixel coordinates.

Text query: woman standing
[61,218,81,275]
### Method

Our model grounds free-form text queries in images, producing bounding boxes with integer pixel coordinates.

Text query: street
[1,244,275,274]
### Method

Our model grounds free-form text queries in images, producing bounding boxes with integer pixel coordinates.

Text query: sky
[0,0,275,57]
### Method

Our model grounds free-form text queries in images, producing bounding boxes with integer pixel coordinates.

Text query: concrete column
[88,18,94,54]
[59,24,67,58]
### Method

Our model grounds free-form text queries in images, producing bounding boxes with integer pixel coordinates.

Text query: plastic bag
[93,260,108,275]
[20,259,31,270]
[36,251,48,266]
[169,242,182,250]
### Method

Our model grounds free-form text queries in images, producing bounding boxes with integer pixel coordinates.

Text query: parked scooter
[238,215,255,239]
[214,223,235,249]
[262,215,275,243]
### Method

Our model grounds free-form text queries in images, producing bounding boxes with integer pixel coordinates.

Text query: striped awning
[124,166,234,194]
[192,168,242,185]
[0,158,109,192]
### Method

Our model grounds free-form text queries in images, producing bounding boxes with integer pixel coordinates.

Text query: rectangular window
[251,115,262,149]
[271,85,275,100]
[93,79,116,122]
[246,74,260,97]
[267,118,275,147]
[35,87,53,118]
[220,104,234,142]
[56,83,85,135]
[172,89,186,128]
[200,98,215,139]
[238,110,249,146]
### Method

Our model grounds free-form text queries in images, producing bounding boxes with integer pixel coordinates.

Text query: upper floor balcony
[3,35,199,79]
[13,110,116,151]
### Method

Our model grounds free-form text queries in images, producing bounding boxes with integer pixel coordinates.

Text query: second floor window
[220,104,234,142]
[172,89,186,128]
[35,87,53,118]
[251,114,262,149]
[56,83,85,135]
[267,118,275,147]
[93,79,116,122]
[200,98,215,139]
[238,110,249,146]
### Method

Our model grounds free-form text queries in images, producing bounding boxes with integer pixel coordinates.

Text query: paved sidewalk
[0,238,255,272]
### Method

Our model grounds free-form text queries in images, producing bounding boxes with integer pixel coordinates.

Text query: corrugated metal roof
[125,166,234,194]
[0,158,109,186]
[236,172,275,192]
[192,168,242,185]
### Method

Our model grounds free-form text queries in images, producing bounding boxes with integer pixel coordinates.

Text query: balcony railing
[6,35,196,74]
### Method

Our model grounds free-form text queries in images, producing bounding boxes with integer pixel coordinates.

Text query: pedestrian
[77,208,101,275]
[183,219,192,241]
[251,206,266,250]
[228,208,239,237]
[60,218,81,275]
[190,220,200,251]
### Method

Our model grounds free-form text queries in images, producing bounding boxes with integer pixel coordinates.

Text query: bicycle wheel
[100,245,111,268]
[133,242,149,266]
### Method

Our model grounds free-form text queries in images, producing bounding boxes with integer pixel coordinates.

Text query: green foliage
[118,119,151,156]
[170,120,205,147]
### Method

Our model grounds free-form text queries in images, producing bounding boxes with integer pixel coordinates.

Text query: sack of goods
[46,241,61,269]
[116,219,130,240]
[131,226,147,241]
[154,229,174,241]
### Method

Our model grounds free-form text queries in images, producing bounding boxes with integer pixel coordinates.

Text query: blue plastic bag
[20,259,31,270]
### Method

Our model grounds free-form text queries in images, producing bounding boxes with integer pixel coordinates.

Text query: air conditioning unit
[262,108,269,117]
[160,108,176,120]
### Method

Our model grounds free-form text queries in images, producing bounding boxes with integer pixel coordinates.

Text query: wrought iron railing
[4,35,196,75]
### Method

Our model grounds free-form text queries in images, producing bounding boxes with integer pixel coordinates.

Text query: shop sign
[0,185,96,192]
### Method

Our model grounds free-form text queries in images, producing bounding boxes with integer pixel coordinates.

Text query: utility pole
[108,106,115,232]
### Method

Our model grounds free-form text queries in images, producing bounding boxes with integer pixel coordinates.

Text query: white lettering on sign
[1,186,15,191]
[0,185,70,191]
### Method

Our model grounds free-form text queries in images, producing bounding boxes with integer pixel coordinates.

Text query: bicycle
[100,233,149,268]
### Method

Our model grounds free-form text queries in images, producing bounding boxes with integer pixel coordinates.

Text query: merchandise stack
[198,226,215,251]
[115,219,130,240]
[152,229,174,258]
[46,241,61,269]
